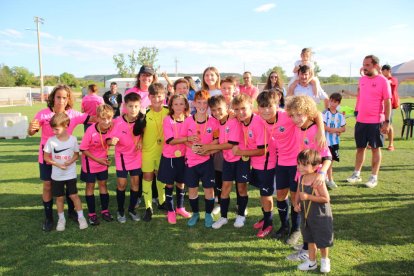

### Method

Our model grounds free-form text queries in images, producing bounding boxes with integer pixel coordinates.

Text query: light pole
[34,16,44,103]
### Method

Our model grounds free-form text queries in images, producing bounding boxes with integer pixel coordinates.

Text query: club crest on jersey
[304,137,309,145]
[279,126,285,132]
[207,127,212,133]
[248,130,253,138]
[225,126,230,133]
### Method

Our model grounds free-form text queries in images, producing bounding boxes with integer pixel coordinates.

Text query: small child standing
[43,113,88,231]
[294,149,333,273]
[323,93,346,189]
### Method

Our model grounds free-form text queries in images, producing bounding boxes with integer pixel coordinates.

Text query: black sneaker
[157,202,166,211]
[42,217,54,232]
[272,226,290,241]
[101,211,114,222]
[143,208,153,222]
[88,214,100,226]
[68,209,78,223]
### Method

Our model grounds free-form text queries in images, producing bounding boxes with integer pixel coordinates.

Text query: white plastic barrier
[0,113,28,139]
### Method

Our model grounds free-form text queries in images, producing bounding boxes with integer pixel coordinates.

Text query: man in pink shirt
[347,55,391,188]
[239,71,259,100]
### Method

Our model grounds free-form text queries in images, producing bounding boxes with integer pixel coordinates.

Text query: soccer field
[0,99,413,275]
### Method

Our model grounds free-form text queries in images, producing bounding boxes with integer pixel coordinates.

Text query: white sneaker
[365,176,378,188]
[212,205,221,216]
[320,258,331,273]
[56,218,66,231]
[293,244,304,251]
[286,249,309,261]
[347,173,362,183]
[298,259,317,271]
[78,216,88,230]
[233,215,246,228]
[327,180,338,189]
[212,217,228,229]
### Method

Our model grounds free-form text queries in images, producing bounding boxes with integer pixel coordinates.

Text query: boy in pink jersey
[231,94,274,238]
[199,95,249,229]
[80,104,116,226]
[81,84,104,131]
[28,85,90,232]
[109,93,146,223]
[177,90,219,228]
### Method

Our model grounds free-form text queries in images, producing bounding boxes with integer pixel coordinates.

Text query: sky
[1,0,413,78]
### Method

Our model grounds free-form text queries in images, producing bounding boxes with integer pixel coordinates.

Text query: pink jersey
[34,108,88,163]
[162,115,187,158]
[296,123,331,159]
[79,123,112,173]
[356,75,391,123]
[219,117,241,163]
[123,87,151,113]
[81,94,104,116]
[111,115,142,171]
[274,110,299,166]
[262,117,277,170]
[180,115,219,167]
[238,114,267,170]
[239,85,259,99]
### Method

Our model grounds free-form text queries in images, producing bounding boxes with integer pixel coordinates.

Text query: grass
[0,99,414,275]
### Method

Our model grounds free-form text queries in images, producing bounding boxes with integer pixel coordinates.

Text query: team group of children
[29,57,347,272]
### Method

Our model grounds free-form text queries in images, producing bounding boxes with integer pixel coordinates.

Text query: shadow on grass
[353,260,414,275]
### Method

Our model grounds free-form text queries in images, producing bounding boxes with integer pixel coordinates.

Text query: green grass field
[1,99,413,275]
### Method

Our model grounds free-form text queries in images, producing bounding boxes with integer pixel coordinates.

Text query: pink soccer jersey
[162,115,187,158]
[123,87,151,113]
[180,115,219,168]
[296,123,331,159]
[262,117,277,170]
[34,108,88,163]
[79,123,112,173]
[238,114,267,170]
[111,116,142,171]
[219,117,241,163]
[274,110,300,166]
[81,94,104,116]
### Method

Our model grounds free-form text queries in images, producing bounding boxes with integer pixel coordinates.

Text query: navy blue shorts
[116,168,142,178]
[80,170,108,183]
[184,157,215,189]
[328,144,340,162]
[275,165,297,192]
[39,162,52,181]
[52,178,78,197]
[157,155,185,184]
[355,122,384,148]
[222,159,251,183]
[251,168,275,196]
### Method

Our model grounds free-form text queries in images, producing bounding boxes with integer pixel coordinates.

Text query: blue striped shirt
[323,110,346,146]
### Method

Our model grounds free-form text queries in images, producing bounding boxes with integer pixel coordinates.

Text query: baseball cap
[381,64,391,71]
[139,65,155,75]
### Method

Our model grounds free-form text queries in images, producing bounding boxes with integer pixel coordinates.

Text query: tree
[326,74,344,84]
[113,53,129,77]
[314,62,321,76]
[12,66,35,86]
[60,72,79,87]
[0,64,15,87]
[113,46,159,77]
[137,46,158,67]
[260,66,288,83]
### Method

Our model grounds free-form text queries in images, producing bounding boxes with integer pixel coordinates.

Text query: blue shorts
[251,168,275,196]
[328,144,340,162]
[184,157,215,189]
[39,162,52,181]
[275,165,297,192]
[80,170,108,183]
[222,159,251,183]
[116,168,142,178]
[52,178,78,197]
[157,155,185,184]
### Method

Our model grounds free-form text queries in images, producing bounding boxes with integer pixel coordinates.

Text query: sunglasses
[270,76,278,79]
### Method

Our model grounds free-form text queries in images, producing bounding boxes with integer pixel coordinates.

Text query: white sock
[77,210,84,218]
[354,170,360,176]
[58,212,65,220]
[371,175,378,180]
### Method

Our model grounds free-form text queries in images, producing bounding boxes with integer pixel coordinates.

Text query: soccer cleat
[128,210,141,222]
[286,229,302,245]
[233,215,246,228]
[101,211,114,222]
[117,211,127,224]
[286,249,309,261]
[142,208,153,222]
[320,258,331,273]
[346,173,362,183]
[365,176,378,188]
[78,217,88,230]
[204,213,214,228]
[68,209,78,223]
[298,260,317,271]
[187,212,200,227]
[167,211,176,224]
[253,219,264,229]
[176,207,191,218]
[88,214,100,226]
[212,217,228,229]
[326,180,338,189]
[212,205,221,216]
[42,217,54,232]
[257,225,273,238]
[272,226,290,241]
[56,218,66,232]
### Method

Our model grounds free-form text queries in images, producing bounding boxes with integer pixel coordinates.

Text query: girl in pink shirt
[81,84,104,131]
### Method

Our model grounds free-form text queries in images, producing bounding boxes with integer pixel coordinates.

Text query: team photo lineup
[27,51,395,274]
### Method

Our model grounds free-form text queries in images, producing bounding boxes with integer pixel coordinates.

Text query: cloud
[0,29,23,39]
[254,3,276,13]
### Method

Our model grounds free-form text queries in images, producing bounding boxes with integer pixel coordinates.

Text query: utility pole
[34,16,44,103]
[174,57,178,77]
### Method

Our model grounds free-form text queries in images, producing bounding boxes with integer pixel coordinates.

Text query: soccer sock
[276,199,289,228]
[156,180,166,205]
[236,184,241,206]
[189,197,199,213]
[77,210,84,218]
[176,186,185,208]
[100,193,109,211]
[137,176,143,198]
[58,212,65,220]
[220,197,230,218]
[291,204,301,231]
[142,179,153,209]
[165,186,174,212]
[263,211,273,229]
[152,178,158,199]
[43,200,53,219]
[238,195,248,216]
[205,198,215,214]
[128,190,139,212]
[66,190,75,212]
[116,189,125,214]
[85,195,96,215]
[303,242,308,251]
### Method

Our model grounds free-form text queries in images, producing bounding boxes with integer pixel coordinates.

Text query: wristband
[384,120,390,124]
[318,171,326,175]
